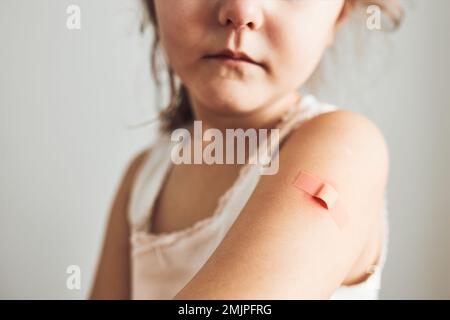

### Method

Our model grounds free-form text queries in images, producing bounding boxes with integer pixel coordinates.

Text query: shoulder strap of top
[280,94,338,137]
[247,94,339,168]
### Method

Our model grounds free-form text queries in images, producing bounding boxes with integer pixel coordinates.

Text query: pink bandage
[293,170,348,228]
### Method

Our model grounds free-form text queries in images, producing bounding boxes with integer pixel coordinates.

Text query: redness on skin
[293,170,348,228]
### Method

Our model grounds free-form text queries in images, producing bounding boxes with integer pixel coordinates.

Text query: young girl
[90,0,403,299]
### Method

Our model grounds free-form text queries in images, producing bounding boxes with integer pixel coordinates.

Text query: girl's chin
[207,102,261,116]
[199,87,265,106]
[190,83,269,113]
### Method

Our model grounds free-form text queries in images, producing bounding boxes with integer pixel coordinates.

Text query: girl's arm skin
[174,110,389,299]
[89,149,150,299]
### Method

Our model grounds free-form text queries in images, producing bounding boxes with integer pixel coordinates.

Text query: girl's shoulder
[120,147,152,198]
[293,107,388,160]
[282,106,390,202]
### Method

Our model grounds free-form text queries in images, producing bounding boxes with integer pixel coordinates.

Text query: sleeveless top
[127,94,389,300]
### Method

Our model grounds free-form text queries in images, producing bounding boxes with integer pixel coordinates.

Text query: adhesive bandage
[293,170,348,228]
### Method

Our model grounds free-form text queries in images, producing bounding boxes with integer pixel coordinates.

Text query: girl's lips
[206,48,257,63]
[204,48,265,68]
[206,56,262,69]
[211,55,254,63]
[204,55,265,69]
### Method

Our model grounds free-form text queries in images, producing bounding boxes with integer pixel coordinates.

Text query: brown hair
[141,0,404,134]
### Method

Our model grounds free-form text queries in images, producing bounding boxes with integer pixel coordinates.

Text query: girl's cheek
[158,7,207,64]
[158,21,193,71]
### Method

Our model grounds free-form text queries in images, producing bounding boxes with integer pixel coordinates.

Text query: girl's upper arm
[173,110,389,299]
[89,148,150,299]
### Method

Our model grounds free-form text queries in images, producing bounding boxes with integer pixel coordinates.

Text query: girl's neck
[187,91,302,134]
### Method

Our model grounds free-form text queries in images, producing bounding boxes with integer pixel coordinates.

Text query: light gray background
[1,0,449,299]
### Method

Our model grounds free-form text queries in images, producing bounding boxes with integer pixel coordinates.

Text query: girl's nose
[217,0,264,31]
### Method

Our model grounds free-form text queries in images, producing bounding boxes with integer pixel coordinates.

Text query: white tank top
[127,94,389,300]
